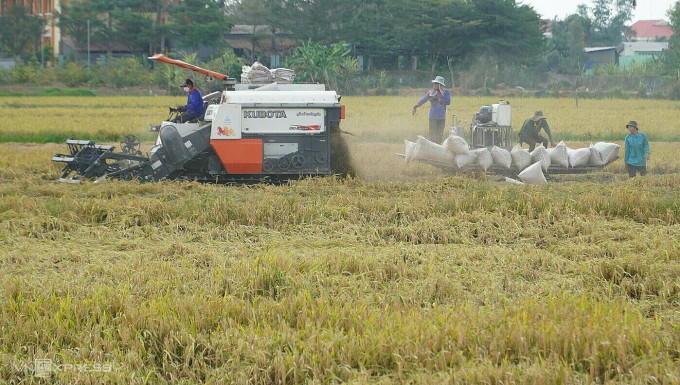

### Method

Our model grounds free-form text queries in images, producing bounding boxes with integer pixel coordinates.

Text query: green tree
[284,40,359,92]
[466,0,545,65]
[664,2,680,78]
[166,0,233,51]
[0,4,46,58]
[583,0,633,46]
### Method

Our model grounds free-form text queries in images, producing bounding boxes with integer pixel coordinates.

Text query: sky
[521,0,677,21]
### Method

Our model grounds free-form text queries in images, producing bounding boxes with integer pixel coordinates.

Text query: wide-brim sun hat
[531,110,546,121]
[626,120,638,129]
[431,76,446,86]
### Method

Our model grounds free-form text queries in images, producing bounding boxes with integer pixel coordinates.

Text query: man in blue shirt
[172,79,203,123]
[624,120,651,178]
[412,76,451,144]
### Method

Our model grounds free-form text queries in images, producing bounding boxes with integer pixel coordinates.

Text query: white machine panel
[241,108,326,134]
[211,104,242,140]
[203,104,219,122]
[222,90,339,105]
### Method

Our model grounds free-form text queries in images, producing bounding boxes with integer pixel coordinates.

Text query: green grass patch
[36,87,96,97]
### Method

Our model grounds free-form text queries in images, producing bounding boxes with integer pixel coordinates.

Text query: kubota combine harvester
[52,54,353,183]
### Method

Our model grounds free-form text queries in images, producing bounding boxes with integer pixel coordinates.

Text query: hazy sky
[521,0,677,21]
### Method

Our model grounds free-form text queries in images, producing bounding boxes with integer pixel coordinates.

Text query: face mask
[183,87,190,92]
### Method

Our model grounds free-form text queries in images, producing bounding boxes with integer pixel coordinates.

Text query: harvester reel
[120,135,141,155]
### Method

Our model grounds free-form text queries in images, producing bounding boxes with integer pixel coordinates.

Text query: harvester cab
[53,55,354,184]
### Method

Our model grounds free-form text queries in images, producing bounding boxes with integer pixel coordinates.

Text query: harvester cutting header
[53,55,353,183]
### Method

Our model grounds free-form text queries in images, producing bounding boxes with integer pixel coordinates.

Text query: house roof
[626,20,674,40]
[225,24,298,53]
[584,47,618,53]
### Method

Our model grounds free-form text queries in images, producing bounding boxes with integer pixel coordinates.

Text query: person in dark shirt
[171,79,203,123]
[519,110,556,151]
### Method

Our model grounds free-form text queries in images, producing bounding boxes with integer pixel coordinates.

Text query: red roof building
[626,20,675,41]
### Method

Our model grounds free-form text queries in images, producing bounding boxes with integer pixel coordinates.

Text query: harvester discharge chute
[53,55,354,184]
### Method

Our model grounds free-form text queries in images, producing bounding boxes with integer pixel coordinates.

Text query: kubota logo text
[243,110,287,118]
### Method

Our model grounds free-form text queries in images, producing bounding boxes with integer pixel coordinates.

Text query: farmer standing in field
[171,79,203,123]
[519,110,556,151]
[624,120,651,178]
[412,76,451,144]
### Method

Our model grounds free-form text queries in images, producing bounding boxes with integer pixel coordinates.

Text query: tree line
[1,0,679,94]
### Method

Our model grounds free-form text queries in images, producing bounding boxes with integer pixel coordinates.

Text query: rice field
[0,95,679,384]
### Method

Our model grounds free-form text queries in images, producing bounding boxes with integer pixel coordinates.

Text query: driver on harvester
[171,79,203,123]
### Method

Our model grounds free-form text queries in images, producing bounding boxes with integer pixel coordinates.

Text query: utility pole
[86,19,91,71]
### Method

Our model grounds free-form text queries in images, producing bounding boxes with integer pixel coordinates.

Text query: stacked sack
[404,135,620,185]
[272,68,296,83]
[242,63,297,84]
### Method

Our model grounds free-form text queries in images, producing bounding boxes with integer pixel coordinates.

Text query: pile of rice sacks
[404,135,620,185]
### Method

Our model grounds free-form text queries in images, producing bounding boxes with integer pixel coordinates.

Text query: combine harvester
[402,101,620,184]
[52,55,353,184]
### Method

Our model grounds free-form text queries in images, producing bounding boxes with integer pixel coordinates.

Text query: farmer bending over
[519,110,556,151]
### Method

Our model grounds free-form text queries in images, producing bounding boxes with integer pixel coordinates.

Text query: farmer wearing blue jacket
[172,79,203,123]
[412,76,451,144]
[624,120,651,178]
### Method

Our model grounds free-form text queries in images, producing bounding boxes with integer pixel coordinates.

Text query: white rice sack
[404,140,416,163]
[443,134,471,155]
[511,144,532,171]
[568,147,591,167]
[530,145,551,172]
[593,142,621,164]
[490,146,512,169]
[588,143,605,166]
[505,177,524,185]
[548,141,569,168]
[412,135,455,164]
[455,153,477,169]
[518,161,547,185]
[473,148,493,171]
